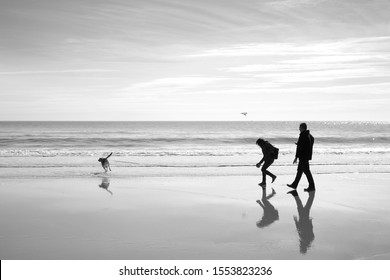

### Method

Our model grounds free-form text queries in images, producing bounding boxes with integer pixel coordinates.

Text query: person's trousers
[292,160,315,188]
[261,159,275,183]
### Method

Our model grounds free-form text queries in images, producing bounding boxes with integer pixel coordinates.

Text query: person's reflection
[99,177,113,195]
[288,190,315,254]
[256,188,279,228]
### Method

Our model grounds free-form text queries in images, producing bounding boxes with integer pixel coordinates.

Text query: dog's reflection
[288,190,315,254]
[99,177,113,195]
[256,188,279,229]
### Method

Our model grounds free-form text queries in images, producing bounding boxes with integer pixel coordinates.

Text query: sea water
[1,121,389,177]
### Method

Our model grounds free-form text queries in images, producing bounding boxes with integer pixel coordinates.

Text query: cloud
[201,36,390,88]
[0,69,117,75]
[187,36,390,58]
[222,53,390,84]
[124,76,229,91]
[264,0,329,11]
[187,42,346,58]
[186,43,311,57]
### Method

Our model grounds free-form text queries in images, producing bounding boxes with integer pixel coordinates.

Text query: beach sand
[1,173,390,260]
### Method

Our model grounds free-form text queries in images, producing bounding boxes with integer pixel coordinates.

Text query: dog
[98,152,112,172]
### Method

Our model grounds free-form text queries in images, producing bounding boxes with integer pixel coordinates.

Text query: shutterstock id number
[212,266,272,276]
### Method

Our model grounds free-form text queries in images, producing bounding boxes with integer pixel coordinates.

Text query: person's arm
[294,135,302,164]
[256,156,264,167]
[256,146,266,167]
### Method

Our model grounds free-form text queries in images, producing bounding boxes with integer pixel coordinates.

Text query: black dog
[98,152,112,172]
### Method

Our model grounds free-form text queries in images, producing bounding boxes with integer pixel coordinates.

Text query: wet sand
[1,173,390,259]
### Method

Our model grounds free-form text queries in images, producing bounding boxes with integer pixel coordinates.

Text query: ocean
[1,121,389,177]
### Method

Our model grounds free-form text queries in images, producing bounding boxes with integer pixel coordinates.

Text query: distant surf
[1,121,389,177]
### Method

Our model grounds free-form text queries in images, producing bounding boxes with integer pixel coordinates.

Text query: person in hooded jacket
[287,123,315,192]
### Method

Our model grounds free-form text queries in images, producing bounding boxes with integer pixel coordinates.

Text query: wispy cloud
[188,36,390,58]
[264,0,329,11]
[196,36,390,88]
[124,76,229,91]
[222,53,390,85]
[0,69,117,75]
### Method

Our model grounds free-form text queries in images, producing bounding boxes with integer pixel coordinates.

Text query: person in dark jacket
[256,138,278,187]
[287,123,315,191]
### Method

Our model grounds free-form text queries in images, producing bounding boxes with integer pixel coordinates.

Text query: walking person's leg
[260,159,275,186]
[288,160,303,189]
[259,161,270,186]
[301,161,315,190]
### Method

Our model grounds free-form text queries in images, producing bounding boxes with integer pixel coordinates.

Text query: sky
[1,0,390,121]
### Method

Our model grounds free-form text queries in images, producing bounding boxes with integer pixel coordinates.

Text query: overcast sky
[1,0,389,121]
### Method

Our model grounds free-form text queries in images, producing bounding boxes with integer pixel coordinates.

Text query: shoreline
[1,160,389,179]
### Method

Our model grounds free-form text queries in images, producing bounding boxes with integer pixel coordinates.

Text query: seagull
[241,112,248,116]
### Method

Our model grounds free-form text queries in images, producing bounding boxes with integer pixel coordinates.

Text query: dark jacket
[260,141,277,162]
[295,130,314,161]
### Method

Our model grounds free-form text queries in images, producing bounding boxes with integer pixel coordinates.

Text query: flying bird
[241,112,248,116]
